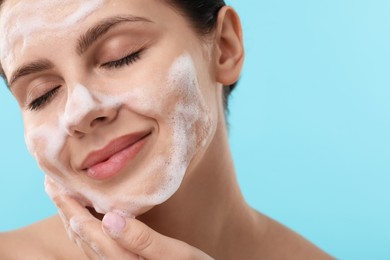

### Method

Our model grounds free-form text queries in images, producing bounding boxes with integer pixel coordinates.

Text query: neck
[137,120,267,258]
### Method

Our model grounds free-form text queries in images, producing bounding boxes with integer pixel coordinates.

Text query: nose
[66,107,118,137]
[62,84,118,137]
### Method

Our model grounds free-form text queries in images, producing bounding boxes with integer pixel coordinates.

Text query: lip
[81,131,151,180]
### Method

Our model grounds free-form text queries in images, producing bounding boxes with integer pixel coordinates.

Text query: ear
[214,6,244,85]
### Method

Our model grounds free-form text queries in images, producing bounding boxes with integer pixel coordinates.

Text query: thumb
[102,212,213,259]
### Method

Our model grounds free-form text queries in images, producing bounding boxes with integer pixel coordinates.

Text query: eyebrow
[8,15,153,88]
[9,59,54,87]
[76,15,153,55]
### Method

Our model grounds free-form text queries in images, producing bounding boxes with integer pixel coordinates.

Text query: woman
[0,0,332,259]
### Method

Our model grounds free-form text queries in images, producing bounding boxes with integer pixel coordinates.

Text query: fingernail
[102,212,126,237]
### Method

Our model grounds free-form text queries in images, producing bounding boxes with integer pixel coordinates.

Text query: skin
[0,0,334,259]
[5,0,217,217]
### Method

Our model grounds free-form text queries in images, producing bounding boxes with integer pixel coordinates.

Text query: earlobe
[214,6,244,86]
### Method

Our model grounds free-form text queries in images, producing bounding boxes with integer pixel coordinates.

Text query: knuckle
[89,242,105,259]
[130,226,153,253]
[69,216,91,239]
[69,217,83,235]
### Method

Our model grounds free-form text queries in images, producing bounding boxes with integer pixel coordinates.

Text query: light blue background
[1,1,389,259]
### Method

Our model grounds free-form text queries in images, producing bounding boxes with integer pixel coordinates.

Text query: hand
[45,178,213,260]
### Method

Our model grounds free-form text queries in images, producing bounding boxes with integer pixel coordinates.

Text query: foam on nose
[28,52,216,219]
[62,84,97,134]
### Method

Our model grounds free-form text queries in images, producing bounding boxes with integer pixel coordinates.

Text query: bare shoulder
[0,215,86,260]
[257,212,334,260]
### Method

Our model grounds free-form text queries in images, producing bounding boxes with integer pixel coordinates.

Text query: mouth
[81,131,152,180]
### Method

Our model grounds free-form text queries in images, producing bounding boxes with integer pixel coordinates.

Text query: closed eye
[28,86,61,111]
[101,50,142,69]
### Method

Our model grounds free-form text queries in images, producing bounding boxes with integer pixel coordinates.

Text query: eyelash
[101,50,142,69]
[28,86,61,111]
[27,50,142,111]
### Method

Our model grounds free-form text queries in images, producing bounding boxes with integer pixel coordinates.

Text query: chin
[87,204,155,220]
[74,179,181,219]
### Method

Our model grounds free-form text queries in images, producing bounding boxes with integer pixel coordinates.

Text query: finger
[57,208,76,243]
[44,175,63,200]
[73,222,139,260]
[74,236,103,260]
[102,212,214,260]
[45,179,139,259]
[57,214,100,260]
[53,195,138,259]
[57,212,100,260]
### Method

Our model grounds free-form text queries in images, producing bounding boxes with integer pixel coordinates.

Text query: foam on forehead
[0,0,105,70]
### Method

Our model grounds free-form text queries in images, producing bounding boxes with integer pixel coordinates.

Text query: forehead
[2,0,104,22]
[0,0,175,43]
[0,0,105,68]
[0,0,184,77]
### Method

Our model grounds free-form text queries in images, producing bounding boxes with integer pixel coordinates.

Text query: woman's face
[0,0,219,217]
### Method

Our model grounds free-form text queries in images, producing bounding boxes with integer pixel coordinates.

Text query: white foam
[2,0,217,226]
[35,53,216,218]
[69,216,88,240]
[25,124,67,174]
[62,84,99,135]
[0,0,105,71]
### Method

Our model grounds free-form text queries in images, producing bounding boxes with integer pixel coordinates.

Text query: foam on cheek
[0,0,105,69]
[144,54,213,203]
[26,83,128,186]
[154,56,201,194]
[81,53,215,216]
[25,124,67,174]
[38,84,135,205]
[27,52,214,218]
[41,53,209,217]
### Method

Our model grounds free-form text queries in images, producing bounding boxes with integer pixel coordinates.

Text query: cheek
[24,122,68,176]
[165,53,216,142]
[131,52,216,174]
[25,132,48,164]
[79,54,217,216]
[21,52,216,217]
[138,54,216,196]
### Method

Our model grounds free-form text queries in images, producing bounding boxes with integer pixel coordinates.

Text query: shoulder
[0,215,87,260]
[259,214,334,259]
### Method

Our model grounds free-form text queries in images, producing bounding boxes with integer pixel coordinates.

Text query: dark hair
[167,0,237,113]
[0,0,238,112]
